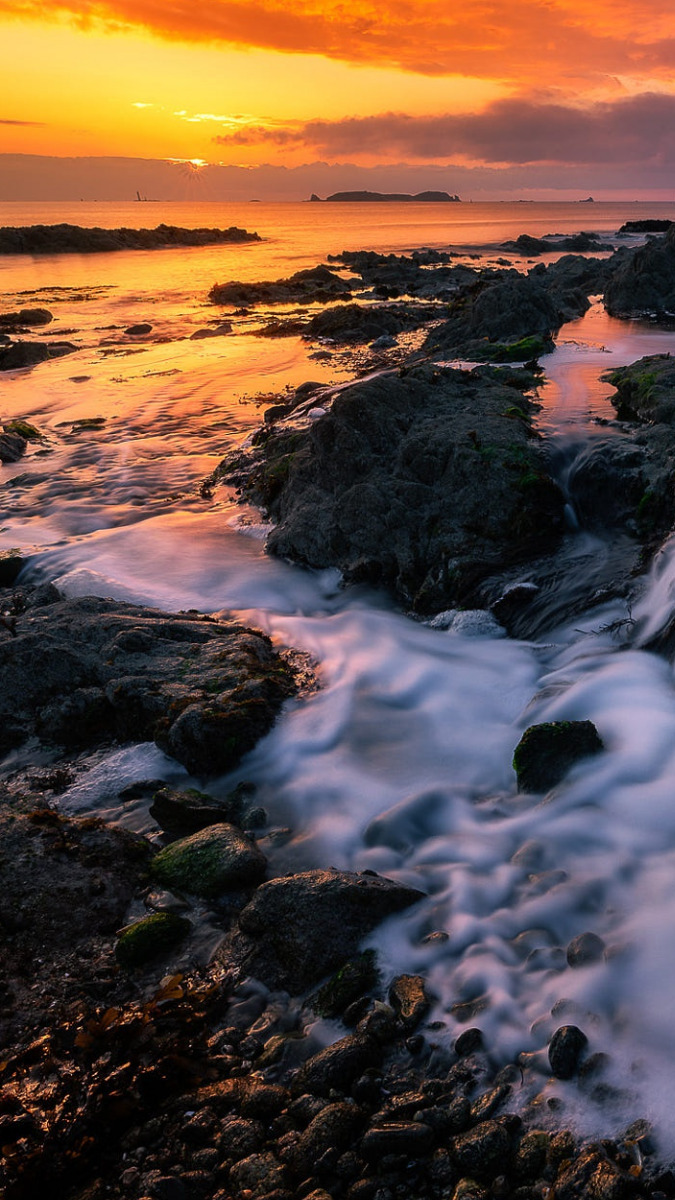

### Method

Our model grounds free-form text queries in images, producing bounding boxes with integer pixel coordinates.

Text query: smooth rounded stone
[566,931,606,968]
[312,950,380,1019]
[388,974,430,1031]
[238,1083,290,1118]
[125,323,153,335]
[370,334,398,350]
[228,1151,287,1195]
[454,1028,484,1056]
[0,550,26,585]
[190,321,232,339]
[295,1103,364,1169]
[0,341,50,370]
[151,823,266,898]
[149,785,246,835]
[115,912,191,969]
[0,307,53,327]
[451,1120,510,1175]
[236,868,425,992]
[219,1116,265,1159]
[512,720,604,793]
[293,1033,382,1097]
[548,1025,588,1079]
[513,1130,549,1181]
[469,1084,511,1123]
[429,609,506,638]
[361,1121,434,1159]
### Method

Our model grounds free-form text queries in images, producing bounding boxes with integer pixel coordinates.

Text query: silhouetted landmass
[0,223,261,254]
[618,219,674,233]
[309,190,460,202]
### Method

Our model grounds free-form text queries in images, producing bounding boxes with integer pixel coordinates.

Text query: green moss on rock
[115,911,190,970]
[513,720,604,793]
[151,822,266,897]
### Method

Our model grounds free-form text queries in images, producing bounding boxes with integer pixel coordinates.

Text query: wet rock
[0,222,261,254]
[126,322,153,335]
[312,950,380,1018]
[307,300,438,344]
[220,363,565,613]
[294,1033,382,1096]
[425,273,560,358]
[361,1121,434,1158]
[451,1120,510,1175]
[619,219,673,233]
[190,322,232,338]
[0,431,27,462]
[566,931,606,967]
[0,341,50,370]
[209,265,351,307]
[151,823,266,898]
[294,1102,364,1170]
[0,594,298,772]
[236,868,424,991]
[605,225,675,317]
[220,1116,265,1159]
[532,254,614,323]
[513,720,604,792]
[115,912,191,969]
[513,1129,549,1181]
[548,1025,588,1079]
[229,1151,287,1196]
[149,784,252,835]
[0,549,27,585]
[388,974,430,1030]
[605,353,675,424]
[0,307,53,327]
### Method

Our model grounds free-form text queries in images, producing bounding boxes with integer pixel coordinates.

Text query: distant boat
[136,190,148,202]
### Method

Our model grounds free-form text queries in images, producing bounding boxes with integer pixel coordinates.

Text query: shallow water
[4,203,675,1148]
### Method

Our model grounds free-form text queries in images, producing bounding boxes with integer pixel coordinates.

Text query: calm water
[4,201,675,1146]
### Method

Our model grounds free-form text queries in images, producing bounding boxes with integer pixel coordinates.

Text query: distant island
[309,190,461,203]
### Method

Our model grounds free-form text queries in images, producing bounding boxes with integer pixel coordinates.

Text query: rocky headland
[0,223,261,255]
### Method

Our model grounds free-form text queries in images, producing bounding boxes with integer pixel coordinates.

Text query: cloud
[213,92,675,166]
[2,0,675,87]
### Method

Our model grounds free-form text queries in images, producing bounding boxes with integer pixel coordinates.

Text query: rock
[220,1116,265,1159]
[228,1151,287,1196]
[548,1025,588,1079]
[618,219,673,233]
[0,431,27,462]
[220,363,565,613]
[0,223,261,254]
[0,308,53,327]
[388,974,430,1030]
[0,550,27,585]
[454,1028,484,1056]
[189,322,232,339]
[361,1121,434,1158]
[307,301,439,344]
[425,273,560,358]
[236,868,425,991]
[566,931,605,967]
[605,225,675,316]
[294,1033,382,1096]
[126,322,153,335]
[512,720,604,792]
[312,950,380,1018]
[209,265,351,307]
[0,595,297,772]
[149,785,251,835]
[605,353,675,424]
[294,1103,364,1170]
[451,1120,510,1175]
[115,912,191,969]
[4,419,42,440]
[0,341,50,370]
[150,823,266,898]
[370,334,398,350]
[531,254,614,323]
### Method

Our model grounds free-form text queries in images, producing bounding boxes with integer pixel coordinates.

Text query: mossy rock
[311,949,380,1018]
[4,419,42,441]
[150,822,266,897]
[474,334,553,363]
[513,720,604,792]
[115,911,190,970]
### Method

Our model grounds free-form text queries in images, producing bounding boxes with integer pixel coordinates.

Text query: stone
[293,1033,381,1097]
[312,950,380,1018]
[0,223,261,254]
[566,931,605,967]
[548,1025,588,1079]
[388,974,430,1030]
[512,720,604,792]
[149,785,248,835]
[294,1103,363,1170]
[0,307,53,327]
[151,824,266,898]
[0,432,27,463]
[451,1121,510,1175]
[126,323,153,335]
[236,868,425,992]
[0,341,50,371]
[361,1121,434,1158]
[605,225,675,317]
[115,912,190,969]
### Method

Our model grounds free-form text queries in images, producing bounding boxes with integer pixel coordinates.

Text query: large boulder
[513,720,604,793]
[425,273,560,358]
[236,867,425,991]
[0,594,297,773]
[604,225,675,316]
[151,823,267,897]
[221,363,565,611]
[209,265,351,307]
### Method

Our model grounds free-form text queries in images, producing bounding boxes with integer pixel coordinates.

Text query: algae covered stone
[115,911,190,970]
[151,822,266,897]
[513,720,603,792]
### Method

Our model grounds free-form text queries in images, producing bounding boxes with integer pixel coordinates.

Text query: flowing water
[4,200,675,1147]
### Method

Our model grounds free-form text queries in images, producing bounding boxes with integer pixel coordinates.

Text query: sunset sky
[2,0,675,199]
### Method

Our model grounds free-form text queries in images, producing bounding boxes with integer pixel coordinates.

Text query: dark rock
[388,974,430,1030]
[532,254,614,323]
[605,225,675,317]
[513,720,604,792]
[451,1120,510,1175]
[294,1033,381,1096]
[149,785,249,835]
[454,1028,484,1056]
[425,274,560,358]
[209,265,351,307]
[605,353,675,423]
[0,431,27,462]
[126,322,153,335]
[219,1116,265,1159]
[307,300,439,344]
[0,223,261,254]
[236,868,424,992]
[115,912,191,969]
[566,931,605,967]
[190,322,232,338]
[220,364,565,613]
[151,823,266,897]
[312,950,380,1018]
[0,307,53,327]
[294,1103,364,1170]
[618,219,673,233]
[361,1121,434,1158]
[0,550,27,585]
[228,1151,287,1196]
[0,595,297,772]
[0,341,50,370]
[548,1025,588,1079]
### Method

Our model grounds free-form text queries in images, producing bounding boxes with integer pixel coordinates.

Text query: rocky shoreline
[0,223,262,255]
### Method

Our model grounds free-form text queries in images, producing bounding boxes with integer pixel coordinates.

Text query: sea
[4,199,675,1147]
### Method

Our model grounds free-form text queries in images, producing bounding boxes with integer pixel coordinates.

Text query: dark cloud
[213,93,675,166]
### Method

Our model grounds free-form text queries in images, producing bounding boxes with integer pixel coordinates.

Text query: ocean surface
[4,200,675,1146]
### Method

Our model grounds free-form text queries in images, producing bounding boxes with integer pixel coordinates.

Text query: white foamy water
[4,203,675,1149]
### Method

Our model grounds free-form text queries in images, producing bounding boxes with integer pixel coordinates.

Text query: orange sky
[2,0,675,194]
